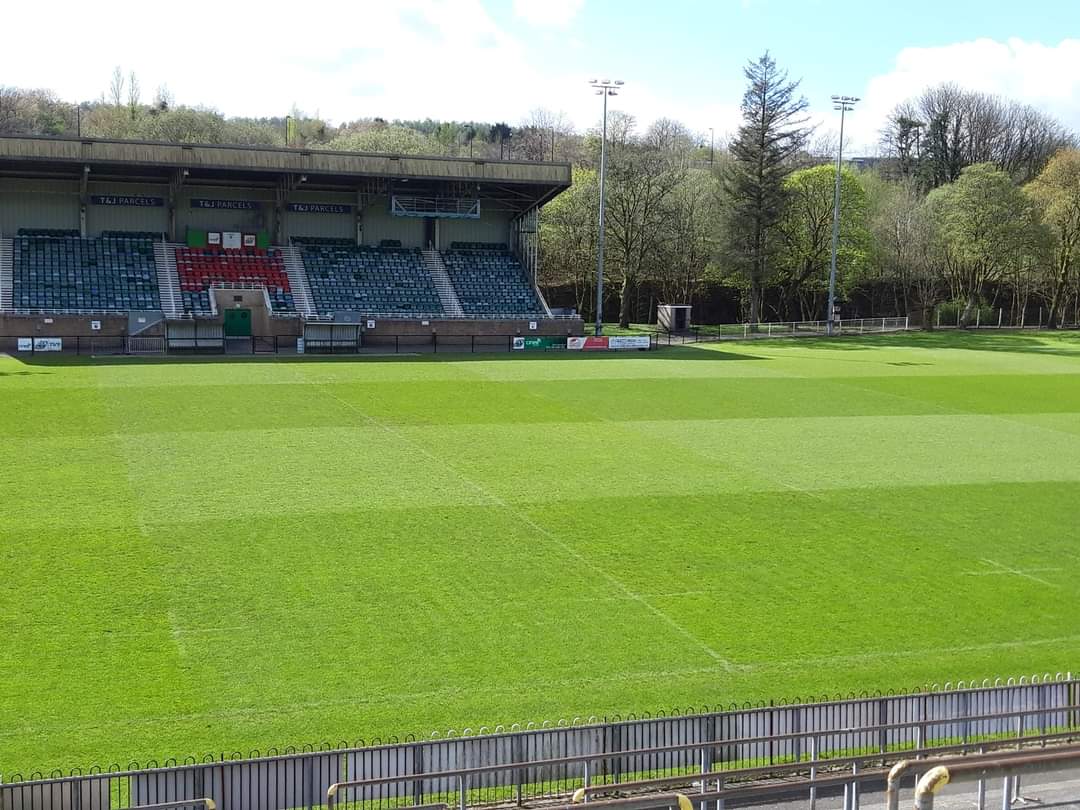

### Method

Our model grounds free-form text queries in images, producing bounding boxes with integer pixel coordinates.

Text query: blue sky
[2,0,1077,152]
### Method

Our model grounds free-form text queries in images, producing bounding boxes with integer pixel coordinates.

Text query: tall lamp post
[590,78,623,337]
[827,95,858,337]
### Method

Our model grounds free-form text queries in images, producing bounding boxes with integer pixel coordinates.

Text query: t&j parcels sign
[91,195,164,207]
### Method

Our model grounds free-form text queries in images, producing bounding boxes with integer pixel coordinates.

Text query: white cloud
[843,38,1080,154]
[512,0,584,27]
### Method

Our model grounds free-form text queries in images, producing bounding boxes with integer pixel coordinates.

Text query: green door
[223,308,252,337]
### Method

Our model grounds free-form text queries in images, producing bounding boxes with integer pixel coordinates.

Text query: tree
[930,163,1049,325]
[329,124,432,155]
[776,164,869,320]
[127,71,140,120]
[653,165,724,307]
[603,138,685,327]
[539,167,598,316]
[722,52,811,322]
[1027,149,1080,328]
[108,67,125,107]
[884,84,1073,188]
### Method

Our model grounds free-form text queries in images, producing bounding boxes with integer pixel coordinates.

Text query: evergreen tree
[722,53,810,322]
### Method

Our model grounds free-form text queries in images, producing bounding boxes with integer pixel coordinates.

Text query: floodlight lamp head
[614,80,624,86]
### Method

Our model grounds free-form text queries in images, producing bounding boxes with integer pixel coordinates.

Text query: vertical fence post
[999,309,1003,328]
[1000,776,1011,810]
[458,775,467,810]
[808,736,817,810]
[851,761,859,810]
[582,761,589,802]
[699,749,708,810]
[977,747,986,810]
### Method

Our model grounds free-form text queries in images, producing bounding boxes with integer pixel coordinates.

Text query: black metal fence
[0,334,655,357]
[3,676,1076,810]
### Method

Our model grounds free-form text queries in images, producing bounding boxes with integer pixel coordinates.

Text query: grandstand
[0,135,579,347]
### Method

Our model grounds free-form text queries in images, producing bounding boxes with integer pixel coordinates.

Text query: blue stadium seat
[12,233,160,312]
[299,244,444,318]
[442,247,544,317]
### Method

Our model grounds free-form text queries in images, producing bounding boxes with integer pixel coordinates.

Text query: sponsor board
[18,337,62,352]
[287,202,353,214]
[567,335,651,351]
[190,198,260,210]
[90,195,164,207]
[567,336,609,351]
[608,335,651,350]
[513,336,566,351]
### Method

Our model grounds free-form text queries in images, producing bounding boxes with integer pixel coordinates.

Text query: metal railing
[646,317,911,345]
[2,676,1077,810]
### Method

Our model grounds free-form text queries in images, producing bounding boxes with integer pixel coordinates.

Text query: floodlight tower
[827,95,858,337]
[590,78,623,337]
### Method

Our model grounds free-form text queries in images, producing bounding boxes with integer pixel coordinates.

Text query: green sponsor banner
[513,336,567,351]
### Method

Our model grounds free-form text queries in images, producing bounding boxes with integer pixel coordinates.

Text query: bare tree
[883,84,1074,188]
[109,66,125,107]
[604,139,686,327]
[127,71,140,120]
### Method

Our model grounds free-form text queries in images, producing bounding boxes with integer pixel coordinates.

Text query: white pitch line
[757,633,1080,669]
[297,371,742,673]
[961,558,1061,587]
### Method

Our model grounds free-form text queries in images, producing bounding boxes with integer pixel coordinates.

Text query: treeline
[542,55,1080,328]
[1,61,1079,328]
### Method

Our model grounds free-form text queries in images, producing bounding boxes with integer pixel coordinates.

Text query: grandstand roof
[0,135,571,212]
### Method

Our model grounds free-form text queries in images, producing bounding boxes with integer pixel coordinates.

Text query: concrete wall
[210,288,274,336]
[440,213,512,248]
[0,313,129,337]
[361,198,424,247]
[0,178,79,236]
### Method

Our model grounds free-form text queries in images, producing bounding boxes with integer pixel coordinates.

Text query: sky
[2,0,1079,154]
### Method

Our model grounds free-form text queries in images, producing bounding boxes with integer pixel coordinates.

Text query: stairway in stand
[0,238,13,311]
[153,241,182,318]
[280,244,318,318]
[422,250,464,317]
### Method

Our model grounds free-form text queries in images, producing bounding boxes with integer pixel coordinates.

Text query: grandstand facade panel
[0,135,580,343]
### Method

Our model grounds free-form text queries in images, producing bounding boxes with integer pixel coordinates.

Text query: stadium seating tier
[442,247,544,317]
[300,244,444,317]
[175,247,295,314]
[12,234,160,312]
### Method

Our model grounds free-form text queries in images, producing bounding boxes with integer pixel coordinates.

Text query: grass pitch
[3,331,1080,773]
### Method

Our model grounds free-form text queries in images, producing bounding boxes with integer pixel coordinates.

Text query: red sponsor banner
[567,336,609,350]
